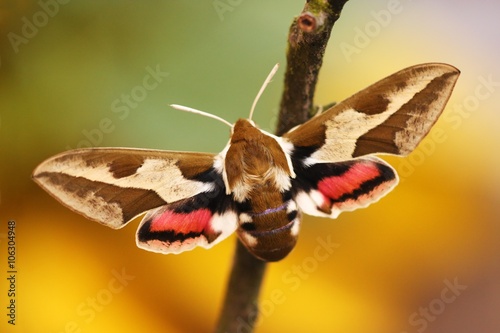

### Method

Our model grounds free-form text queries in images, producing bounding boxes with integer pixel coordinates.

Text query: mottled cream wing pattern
[284,63,460,164]
[33,148,216,228]
[36,175,125,228]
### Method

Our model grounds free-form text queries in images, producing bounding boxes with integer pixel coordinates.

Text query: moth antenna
[170,104,233,128]
[248,63,279,121]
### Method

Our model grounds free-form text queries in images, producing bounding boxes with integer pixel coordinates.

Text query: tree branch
[214,241,266,333]
[214,1,349,332]
[277,0,349,135]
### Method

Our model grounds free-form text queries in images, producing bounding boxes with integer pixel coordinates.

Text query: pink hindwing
[32,63,460,261]
[292,157,398,219]
[137,186,238,254]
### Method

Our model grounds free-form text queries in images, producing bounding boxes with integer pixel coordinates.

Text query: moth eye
[240,222,256,231]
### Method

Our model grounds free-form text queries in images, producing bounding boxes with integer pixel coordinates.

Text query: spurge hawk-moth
[33,63,460,261]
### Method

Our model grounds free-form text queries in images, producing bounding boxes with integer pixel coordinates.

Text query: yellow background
[1,1,499,332]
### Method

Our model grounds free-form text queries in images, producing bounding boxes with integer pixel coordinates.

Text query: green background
[1,1,499,332]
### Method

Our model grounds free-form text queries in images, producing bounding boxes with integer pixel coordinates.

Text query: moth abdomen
[237,198,300,262]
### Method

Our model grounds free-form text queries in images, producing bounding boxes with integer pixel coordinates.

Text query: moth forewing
[32,148,218,228]
[284,63,460,162]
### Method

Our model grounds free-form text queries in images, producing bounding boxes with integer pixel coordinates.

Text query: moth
[33,63,459,262]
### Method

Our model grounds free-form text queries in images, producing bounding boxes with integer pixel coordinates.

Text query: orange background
[1,1,499,332]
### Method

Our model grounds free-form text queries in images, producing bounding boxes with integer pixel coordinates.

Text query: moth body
[224,119,300,260]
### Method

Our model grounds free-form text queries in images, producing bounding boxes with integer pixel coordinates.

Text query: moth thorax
[225,119,292,201]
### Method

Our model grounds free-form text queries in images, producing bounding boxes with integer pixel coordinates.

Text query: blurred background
[1,0,499,332]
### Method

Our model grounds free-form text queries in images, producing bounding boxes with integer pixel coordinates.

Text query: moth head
[230,119,260,143]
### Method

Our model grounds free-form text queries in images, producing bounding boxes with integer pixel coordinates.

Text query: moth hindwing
[33,63,459,261]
